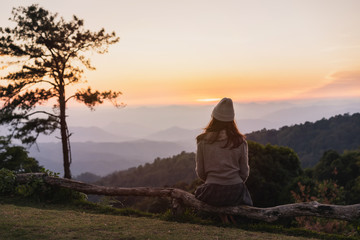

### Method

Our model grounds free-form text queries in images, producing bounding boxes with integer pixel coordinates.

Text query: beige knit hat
[211,98,235,122]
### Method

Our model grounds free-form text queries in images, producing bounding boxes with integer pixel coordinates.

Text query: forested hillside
[95,141,360,223]
[97,151,197,188]
[246,113,360,167]
[97,142,303,208]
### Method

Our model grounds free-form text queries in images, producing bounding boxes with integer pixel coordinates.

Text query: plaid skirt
[195,182,253,207]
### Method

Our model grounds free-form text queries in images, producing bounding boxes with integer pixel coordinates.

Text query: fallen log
[16,173,360,222]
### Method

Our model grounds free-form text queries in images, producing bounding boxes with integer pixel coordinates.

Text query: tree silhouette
[0,5,123,179]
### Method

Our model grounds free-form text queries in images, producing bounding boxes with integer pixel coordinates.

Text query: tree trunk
[59,85,71,179]
[15,173,360,222]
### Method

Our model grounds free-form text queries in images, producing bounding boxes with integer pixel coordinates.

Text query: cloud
[300,71,360,98]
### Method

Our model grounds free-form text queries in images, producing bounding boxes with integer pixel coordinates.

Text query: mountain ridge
[27,111,360,176]
[246,112,360,167]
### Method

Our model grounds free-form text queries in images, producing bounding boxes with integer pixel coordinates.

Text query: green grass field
[0,201,321,240]
[1,197,358,240]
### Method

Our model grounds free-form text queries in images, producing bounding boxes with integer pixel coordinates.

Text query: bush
[247,141,303,207]
[0,168,16,195]
[0,138,43,173]
[291,179,358,236]
[0,168,86,203]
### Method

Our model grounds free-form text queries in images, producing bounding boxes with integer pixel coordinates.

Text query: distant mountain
[22,99,360,176]
[28,139,193,176]
[261,104,359,127]
[146,126,201,141]
[246,113,360,167]
[236,119,276,134]
[103,121,156,139]
[36,126,134,142]
[29,113,360,175]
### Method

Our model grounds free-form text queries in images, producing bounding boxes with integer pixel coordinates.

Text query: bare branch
[65,95,76,103]
[24,110,58,119]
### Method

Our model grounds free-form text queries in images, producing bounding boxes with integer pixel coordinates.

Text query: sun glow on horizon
[196,98,222,103]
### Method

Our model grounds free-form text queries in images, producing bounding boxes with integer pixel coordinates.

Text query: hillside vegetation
[97,151,197,188]
[93,144,360,236]
[97,142,303,208]
[96,140,360,208]
[246,113,360,167]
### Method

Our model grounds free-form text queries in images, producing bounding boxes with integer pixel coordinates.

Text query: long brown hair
[196,117,246,149]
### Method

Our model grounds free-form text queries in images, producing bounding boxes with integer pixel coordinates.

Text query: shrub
[291,180,358,237]
[0,168,16,195]
[0,168,86,203]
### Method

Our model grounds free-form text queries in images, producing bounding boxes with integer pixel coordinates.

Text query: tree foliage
[311,149,360,204]
[98,151,197,188]
[246,141,303,207]
[0,137,42,173]
[0,5,123,178]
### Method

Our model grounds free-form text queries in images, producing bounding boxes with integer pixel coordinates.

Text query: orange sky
[1,0,360,106]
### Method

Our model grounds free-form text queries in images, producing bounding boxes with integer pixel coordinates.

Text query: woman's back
[196,131,249,185]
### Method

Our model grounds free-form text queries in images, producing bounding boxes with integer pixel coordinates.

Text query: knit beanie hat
[211,98,235,122]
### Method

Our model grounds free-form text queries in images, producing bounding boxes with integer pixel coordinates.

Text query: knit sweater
[195,131,249,185]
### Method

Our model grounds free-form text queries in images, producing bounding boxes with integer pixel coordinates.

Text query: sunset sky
[1,0,360,106]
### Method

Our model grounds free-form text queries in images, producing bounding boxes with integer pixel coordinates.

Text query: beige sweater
[195,131,249,185]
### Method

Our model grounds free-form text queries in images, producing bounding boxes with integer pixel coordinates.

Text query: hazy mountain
[146,126,201,141]
[36,126,134,143]
[19,98,359,140]
[236,119,276,133]
[103,121,156,139]
[10,98,360,177]
[262,102,360,128]
[28,139,193,176]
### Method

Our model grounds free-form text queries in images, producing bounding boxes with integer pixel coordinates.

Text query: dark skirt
[195,182,253,207]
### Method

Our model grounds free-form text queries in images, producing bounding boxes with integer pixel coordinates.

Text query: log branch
[15,173,360,222]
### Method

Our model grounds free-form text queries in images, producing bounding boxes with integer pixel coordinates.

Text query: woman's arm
[195,141,206,181]
[239,141,250,182]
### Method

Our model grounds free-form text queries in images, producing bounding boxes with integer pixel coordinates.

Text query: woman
[195,98,253,221]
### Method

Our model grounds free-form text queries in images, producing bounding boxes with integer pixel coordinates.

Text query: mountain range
[24,98,360,177]
[29,139,194,176]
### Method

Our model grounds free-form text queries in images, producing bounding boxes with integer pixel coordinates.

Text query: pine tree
[0,5,124,178]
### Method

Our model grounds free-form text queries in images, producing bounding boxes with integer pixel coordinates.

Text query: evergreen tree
[0,5,123,178]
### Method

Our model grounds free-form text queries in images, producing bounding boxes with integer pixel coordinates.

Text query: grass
[0,197,358,240]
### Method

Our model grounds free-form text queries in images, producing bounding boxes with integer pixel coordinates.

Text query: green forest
[96,142,360,208]
[246,113,360,167]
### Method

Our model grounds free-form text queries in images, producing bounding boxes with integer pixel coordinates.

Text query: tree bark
[58,84,71,179]
[15,173,360,223]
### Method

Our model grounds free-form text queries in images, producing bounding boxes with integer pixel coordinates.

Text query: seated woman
[194,98,253,223]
